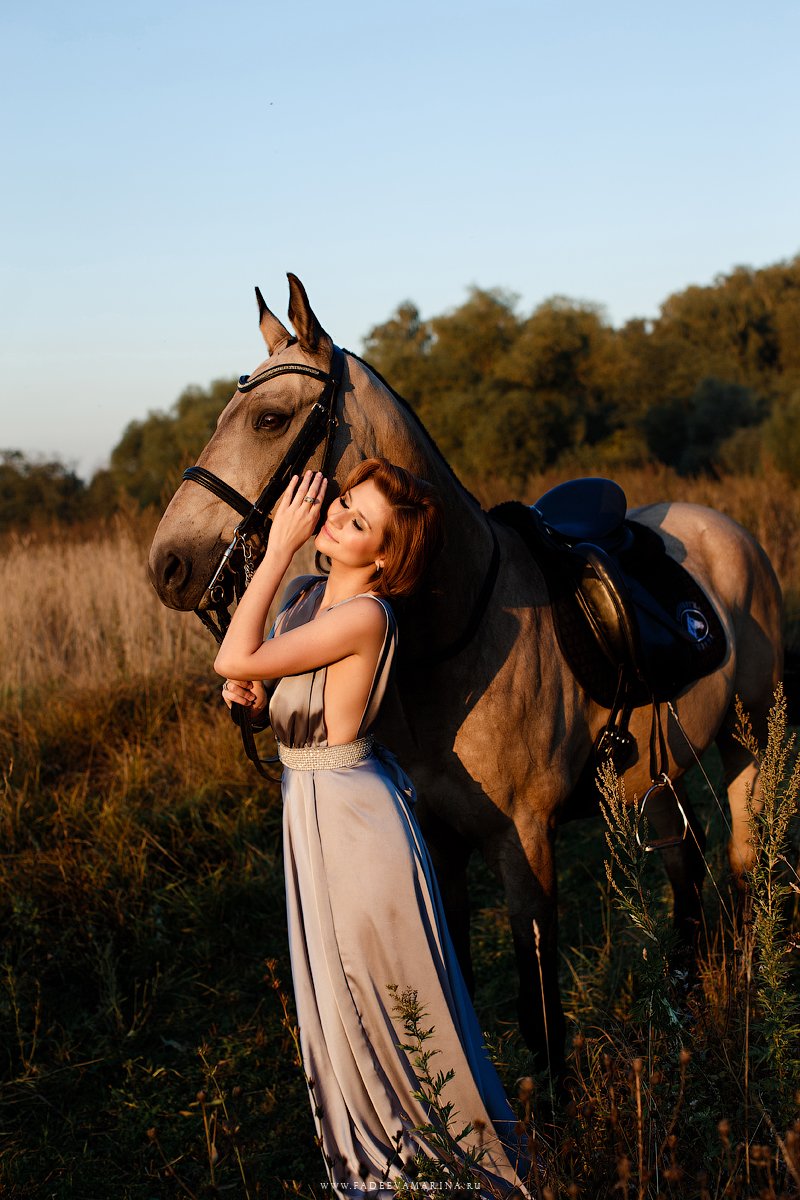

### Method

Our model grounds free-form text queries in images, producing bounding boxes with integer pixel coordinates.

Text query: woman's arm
[215,596,387,681]
[214,470,388,681]
[214,470,326,679]
[214,469,387,681]
[218,576,321,717]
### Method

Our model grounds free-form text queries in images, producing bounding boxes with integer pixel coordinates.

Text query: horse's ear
[287,273,333,356]
[255,286,292,354]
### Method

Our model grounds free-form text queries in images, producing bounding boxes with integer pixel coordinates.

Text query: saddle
[490,478,726,772]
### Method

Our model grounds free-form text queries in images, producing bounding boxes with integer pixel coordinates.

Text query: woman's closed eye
[340,494,364,531]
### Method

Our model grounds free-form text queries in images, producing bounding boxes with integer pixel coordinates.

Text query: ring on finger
[304,494,316,504]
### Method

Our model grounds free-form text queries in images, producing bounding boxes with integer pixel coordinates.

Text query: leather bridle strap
[181,466,253,519]
[182,347,344,547]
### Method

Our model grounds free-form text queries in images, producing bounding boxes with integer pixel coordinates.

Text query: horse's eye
[254,411,290,432]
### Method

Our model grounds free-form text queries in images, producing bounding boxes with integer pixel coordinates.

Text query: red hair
[339,458,443,598]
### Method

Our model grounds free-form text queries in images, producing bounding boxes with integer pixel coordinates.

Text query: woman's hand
[214,471,328,681]
[221,678,268,716]
[265,470,328,564]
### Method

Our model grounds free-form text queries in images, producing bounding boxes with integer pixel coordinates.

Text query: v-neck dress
[269,576,528,1194]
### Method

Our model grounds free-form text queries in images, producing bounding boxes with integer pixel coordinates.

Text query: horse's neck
[344,358,495,621]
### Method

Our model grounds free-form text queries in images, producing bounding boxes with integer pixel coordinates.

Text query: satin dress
[269,576,528,1193]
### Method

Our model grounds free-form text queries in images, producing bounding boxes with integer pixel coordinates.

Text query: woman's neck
[318,563,379,609]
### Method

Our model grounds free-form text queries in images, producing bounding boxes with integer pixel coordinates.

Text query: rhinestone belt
[277,736,374,771]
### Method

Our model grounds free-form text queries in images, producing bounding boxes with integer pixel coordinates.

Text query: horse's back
[630,499,783,708]
[630,500,780,603]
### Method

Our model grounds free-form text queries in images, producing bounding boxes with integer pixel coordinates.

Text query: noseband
[182,346,345,642]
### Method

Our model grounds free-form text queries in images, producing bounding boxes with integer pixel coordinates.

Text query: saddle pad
[491,502,727,708]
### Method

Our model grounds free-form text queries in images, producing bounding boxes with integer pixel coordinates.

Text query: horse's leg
[716,550,782,889]
[417,808,476,993]
[716,720,763,887]
[715,633,778,892]
[486,817,564,1075]
[640,778,706,969]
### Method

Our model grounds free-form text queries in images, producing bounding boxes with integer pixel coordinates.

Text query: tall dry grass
[0,517,209,706]
[0,513,323,709]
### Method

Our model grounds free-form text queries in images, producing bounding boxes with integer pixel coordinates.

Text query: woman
[215,459,528,1193]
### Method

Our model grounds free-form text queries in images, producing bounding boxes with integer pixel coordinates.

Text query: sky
[1,0,799,481]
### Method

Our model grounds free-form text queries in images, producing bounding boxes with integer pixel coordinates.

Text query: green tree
[361,301,431,409]
[108,378,237,507]
[652,257,800,398]
[762,389,800,481]
[99,253,800,498]
[0,450,86,531]
[643,377,760,475]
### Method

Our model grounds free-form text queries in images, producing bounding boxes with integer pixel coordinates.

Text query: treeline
[0,451,94,531]
[3,256,800,529]
[0,381,236,530]
[363,256,800,483]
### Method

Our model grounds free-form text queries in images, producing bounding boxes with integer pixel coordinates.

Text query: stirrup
[636,772,689,852]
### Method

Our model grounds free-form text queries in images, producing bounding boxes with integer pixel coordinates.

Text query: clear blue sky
[2,0,798,480]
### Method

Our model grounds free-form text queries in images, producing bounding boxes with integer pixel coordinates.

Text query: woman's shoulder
[325,592,395,642]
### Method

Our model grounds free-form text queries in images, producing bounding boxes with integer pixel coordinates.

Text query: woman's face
[315,478,390,573]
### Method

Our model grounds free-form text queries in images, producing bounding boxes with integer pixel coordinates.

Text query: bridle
[182,346,345,643]
[178,342,501,776]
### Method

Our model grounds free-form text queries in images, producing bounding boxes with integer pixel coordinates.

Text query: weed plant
[387,983,499,1193]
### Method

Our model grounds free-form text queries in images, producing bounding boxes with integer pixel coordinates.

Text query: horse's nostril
[162,552,188,588]
[148,542,199,609]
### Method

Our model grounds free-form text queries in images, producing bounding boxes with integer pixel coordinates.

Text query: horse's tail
[782,646,800,725]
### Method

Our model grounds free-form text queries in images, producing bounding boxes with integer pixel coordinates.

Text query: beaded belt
[277,735,374,770]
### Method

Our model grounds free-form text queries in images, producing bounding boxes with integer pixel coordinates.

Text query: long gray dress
[269,577,528,1193]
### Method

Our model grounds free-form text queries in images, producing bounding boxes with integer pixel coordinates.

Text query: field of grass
[1,470,799,1198]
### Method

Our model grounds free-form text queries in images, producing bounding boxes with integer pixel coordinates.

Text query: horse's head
[148,274,349,611]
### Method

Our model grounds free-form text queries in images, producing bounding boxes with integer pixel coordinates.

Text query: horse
[148,274,784,1070]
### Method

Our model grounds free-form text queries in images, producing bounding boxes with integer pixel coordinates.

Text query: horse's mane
[343,350,485,514]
